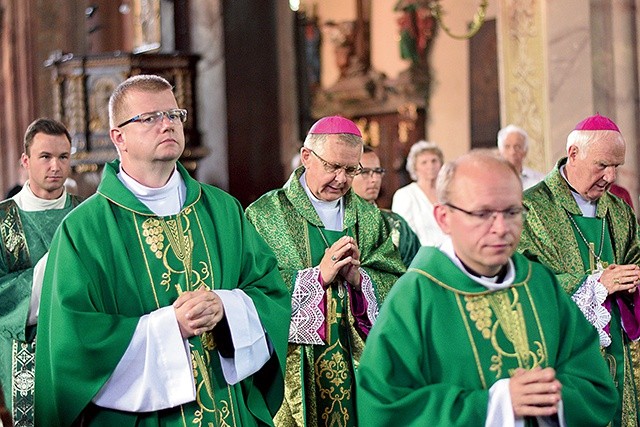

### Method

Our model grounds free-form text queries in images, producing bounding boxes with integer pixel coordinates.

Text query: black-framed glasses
[445,202,528,223]
[310,149,362,177]
[117,109,187,128]
[359,167,386,178]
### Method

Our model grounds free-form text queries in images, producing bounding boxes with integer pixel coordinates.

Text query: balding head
[434,149,524,276]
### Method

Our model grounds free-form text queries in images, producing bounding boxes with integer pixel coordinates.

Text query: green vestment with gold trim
[0,194,79,426]
[356,247,617,426]
[34,161,291,427]
[380,209,420,267]
[520,158,640,426]
[245,167,406,427]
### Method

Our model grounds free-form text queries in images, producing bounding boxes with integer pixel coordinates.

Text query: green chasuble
[34,160,291,427]
[0,194,79,426]
[245,166,406,427]
[519,158,640,426]
[356,247,618,427]
[380,209,420,267]
[310,227,358,427]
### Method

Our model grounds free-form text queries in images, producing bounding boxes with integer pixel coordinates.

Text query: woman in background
[392,140,446,247]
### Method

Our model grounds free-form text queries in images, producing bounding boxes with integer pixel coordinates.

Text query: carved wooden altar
[47,52,205,175]
[350,105,426,209]
[305,1,433,209]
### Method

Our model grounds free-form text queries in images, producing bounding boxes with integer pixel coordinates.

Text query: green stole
[569,215,639,426]
[309,225,357,427]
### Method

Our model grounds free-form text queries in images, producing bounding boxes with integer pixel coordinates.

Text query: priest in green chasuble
[357,150,617,426]
[0,118,80,427]
[245,116,405,427]
[519,114,640,426]
[34,75,291,426]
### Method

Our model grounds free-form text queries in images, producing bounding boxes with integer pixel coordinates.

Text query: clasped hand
[174,288,224,338]
[319,236,361,290]
[510,367,562,418]
[599,264,639,295]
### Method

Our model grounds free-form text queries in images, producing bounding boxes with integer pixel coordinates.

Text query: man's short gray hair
[497,124,529,151]
[303,133,363,154]
[566,129,625,159]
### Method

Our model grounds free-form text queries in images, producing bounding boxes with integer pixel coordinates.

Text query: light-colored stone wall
[190,0,229,189]
[194,1,640,206]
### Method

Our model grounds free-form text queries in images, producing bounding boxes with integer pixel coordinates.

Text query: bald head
[437,150,521,204]
[434,150,524,276]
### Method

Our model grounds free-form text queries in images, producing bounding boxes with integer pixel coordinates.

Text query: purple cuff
[348,286,371,337]
[616,291,640,340]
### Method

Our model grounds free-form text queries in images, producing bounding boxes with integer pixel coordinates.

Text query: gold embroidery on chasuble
[463,285,547,380]
[136,209,239,427]
[314,285,354,427]
[621,330,638,425]
[0,202,30,271]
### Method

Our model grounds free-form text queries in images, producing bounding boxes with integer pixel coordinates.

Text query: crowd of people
[0,73,638,426]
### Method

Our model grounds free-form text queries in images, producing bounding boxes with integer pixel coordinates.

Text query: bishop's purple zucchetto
[308,116,362,137]
[574,114,620,132]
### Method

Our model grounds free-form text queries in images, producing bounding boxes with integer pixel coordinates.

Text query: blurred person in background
[352,146,420,266]
[497,124,545,190]
[392,140,446,247]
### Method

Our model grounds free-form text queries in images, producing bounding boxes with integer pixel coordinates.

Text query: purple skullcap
[574,114,620,132]
[308,116,362,137]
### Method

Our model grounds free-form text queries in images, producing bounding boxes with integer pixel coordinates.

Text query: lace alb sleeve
[570,271,611,347]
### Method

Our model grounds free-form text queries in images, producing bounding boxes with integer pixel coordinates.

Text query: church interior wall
[1,0,639,209]
[307,1,498,165]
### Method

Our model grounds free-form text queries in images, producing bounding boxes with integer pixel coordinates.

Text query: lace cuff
[359,268,379,324]
[571,272,611,347]
[289,267,325,345]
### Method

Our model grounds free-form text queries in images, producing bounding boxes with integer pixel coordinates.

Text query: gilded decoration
[88,77,119,134]
[397,103,418,145]
[464,286,546,379]
[140,209,214,295]
[622,338,639,426]
[142,218,165,259]
[499,0,547,172]
[135,208,239,425]
[132,0,161,54]
[47,53,202,172]
[315,341,352,426]
[0,201,30,272]
[65,75,86,138]
[12,340,36,424]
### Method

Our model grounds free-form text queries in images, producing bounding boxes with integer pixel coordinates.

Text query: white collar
[299,171,344,231]
[560,164,597,217]
[439,237,515,291]
[117,166,186,216]
[12,180,68,211]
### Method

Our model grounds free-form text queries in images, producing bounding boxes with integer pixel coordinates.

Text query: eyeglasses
[310,149,363,177]
[359,167,386,178]
[445,203,528,224]
[117,109,187,128]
